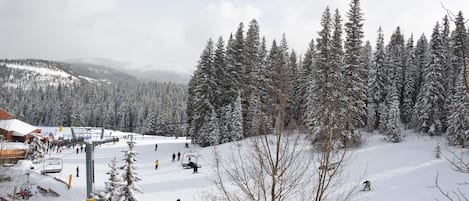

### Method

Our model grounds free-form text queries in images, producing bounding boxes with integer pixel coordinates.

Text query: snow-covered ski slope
[0,130,467,201]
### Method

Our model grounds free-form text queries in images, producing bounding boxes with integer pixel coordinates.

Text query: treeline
[0,81,187,135]
[187,0,469,147]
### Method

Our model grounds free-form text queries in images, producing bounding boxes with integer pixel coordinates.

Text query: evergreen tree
[367,27,386,131]
[414,34,429,99]
[116,141,142,201]
[197,108,220,147]
[286,50,300,129]
[362,40,373,105]
[384,80,402,142]
[306,7,343,145]
[219,93,243,143]
[243,19,261,137]
[401,35,418,125]
[446,75,469,146]
[446,11,469,146]
[144,112,167,135]
[343,0,365,145]
[412,23,446,136]
[299,40,315,129]
[212,36,227,111]
[99,157,121,201]
[188,39,216,142]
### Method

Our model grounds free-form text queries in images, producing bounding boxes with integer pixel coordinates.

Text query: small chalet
[0,108,41,164]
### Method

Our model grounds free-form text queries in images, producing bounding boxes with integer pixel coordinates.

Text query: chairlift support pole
[85,142,94,199]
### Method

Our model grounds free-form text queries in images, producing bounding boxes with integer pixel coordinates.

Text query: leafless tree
[209,91,314,201]
[433,148,469,201]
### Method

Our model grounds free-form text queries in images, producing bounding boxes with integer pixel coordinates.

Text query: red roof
[0,108,14,120]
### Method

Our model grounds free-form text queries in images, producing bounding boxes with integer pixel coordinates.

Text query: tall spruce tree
[414,34,429,100]
[412,23,446,136]
[243,19,261,137]
[299,40,316,130]
[401,35,418,125]
[213,36,227,111]
[189,39,217,143]
[367,27,386,131]
[343,0,365,145]
[306,7,344,144]
[446,11,469,146]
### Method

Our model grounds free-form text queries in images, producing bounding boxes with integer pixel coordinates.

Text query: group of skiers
[154,143,194,171]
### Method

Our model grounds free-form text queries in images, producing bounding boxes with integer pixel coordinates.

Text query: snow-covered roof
[0,119,38,136]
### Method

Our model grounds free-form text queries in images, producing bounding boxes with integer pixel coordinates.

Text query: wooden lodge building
[0,108,42,163]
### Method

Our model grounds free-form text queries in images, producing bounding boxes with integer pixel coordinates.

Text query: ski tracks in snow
[368,159,444,181]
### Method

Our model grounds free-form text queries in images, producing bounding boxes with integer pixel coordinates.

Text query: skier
[363,180,371,191]
[76,147,79,154]
[80,145,83,152]
[155,160,159,169]
[193,162,198,173]
[177,152,181,161]
[155,144,158,151]
[76,166,79,177]
[172,153,176,162]
[19,188,25,199]
[185,143,189,148]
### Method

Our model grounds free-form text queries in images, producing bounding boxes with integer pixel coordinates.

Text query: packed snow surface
[0,129,467,201]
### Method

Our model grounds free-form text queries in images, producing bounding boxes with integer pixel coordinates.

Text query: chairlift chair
[181,151,201,169]
[41,158,63,174]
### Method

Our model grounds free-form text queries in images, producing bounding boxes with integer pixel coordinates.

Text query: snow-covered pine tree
[446,11,469,146]
[412,23,446,136]
[306,7,343,145]
[144,112,167,135]
[213,36,226,111]
[401,35,418,125]
[219,93,243,144]
[306,7,333,142]
[440,15,453,132]
[343,0,365,146]
[187,39,216,143]
[257,37,270,134]
[27,134,45,163]
[197,108,220,147]
[446,74,469,146]
[414,34,429,102]
[243,19,261,137]
[299,40,315,130]
[362,40,373,106]
[265,40,282,133]
[367,27,386,132]
[286,50,299,129]
[116,141,142,201]
[384,77,403,143]
[97,157,121,201]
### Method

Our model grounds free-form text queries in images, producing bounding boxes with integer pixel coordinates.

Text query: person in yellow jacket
[155,160,159,169]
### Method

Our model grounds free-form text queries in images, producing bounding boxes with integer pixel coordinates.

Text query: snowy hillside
[0,130,467,201]
[0,59,138,89]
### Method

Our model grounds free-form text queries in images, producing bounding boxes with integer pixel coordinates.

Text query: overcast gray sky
[0,0,467,74]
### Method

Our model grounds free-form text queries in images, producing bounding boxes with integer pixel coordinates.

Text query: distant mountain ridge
[0,59,140,89]
[66,57,191,84]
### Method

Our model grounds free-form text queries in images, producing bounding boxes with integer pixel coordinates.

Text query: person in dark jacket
[363,180,371,191]
[172,153,176,162]
[177,152,181,161]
